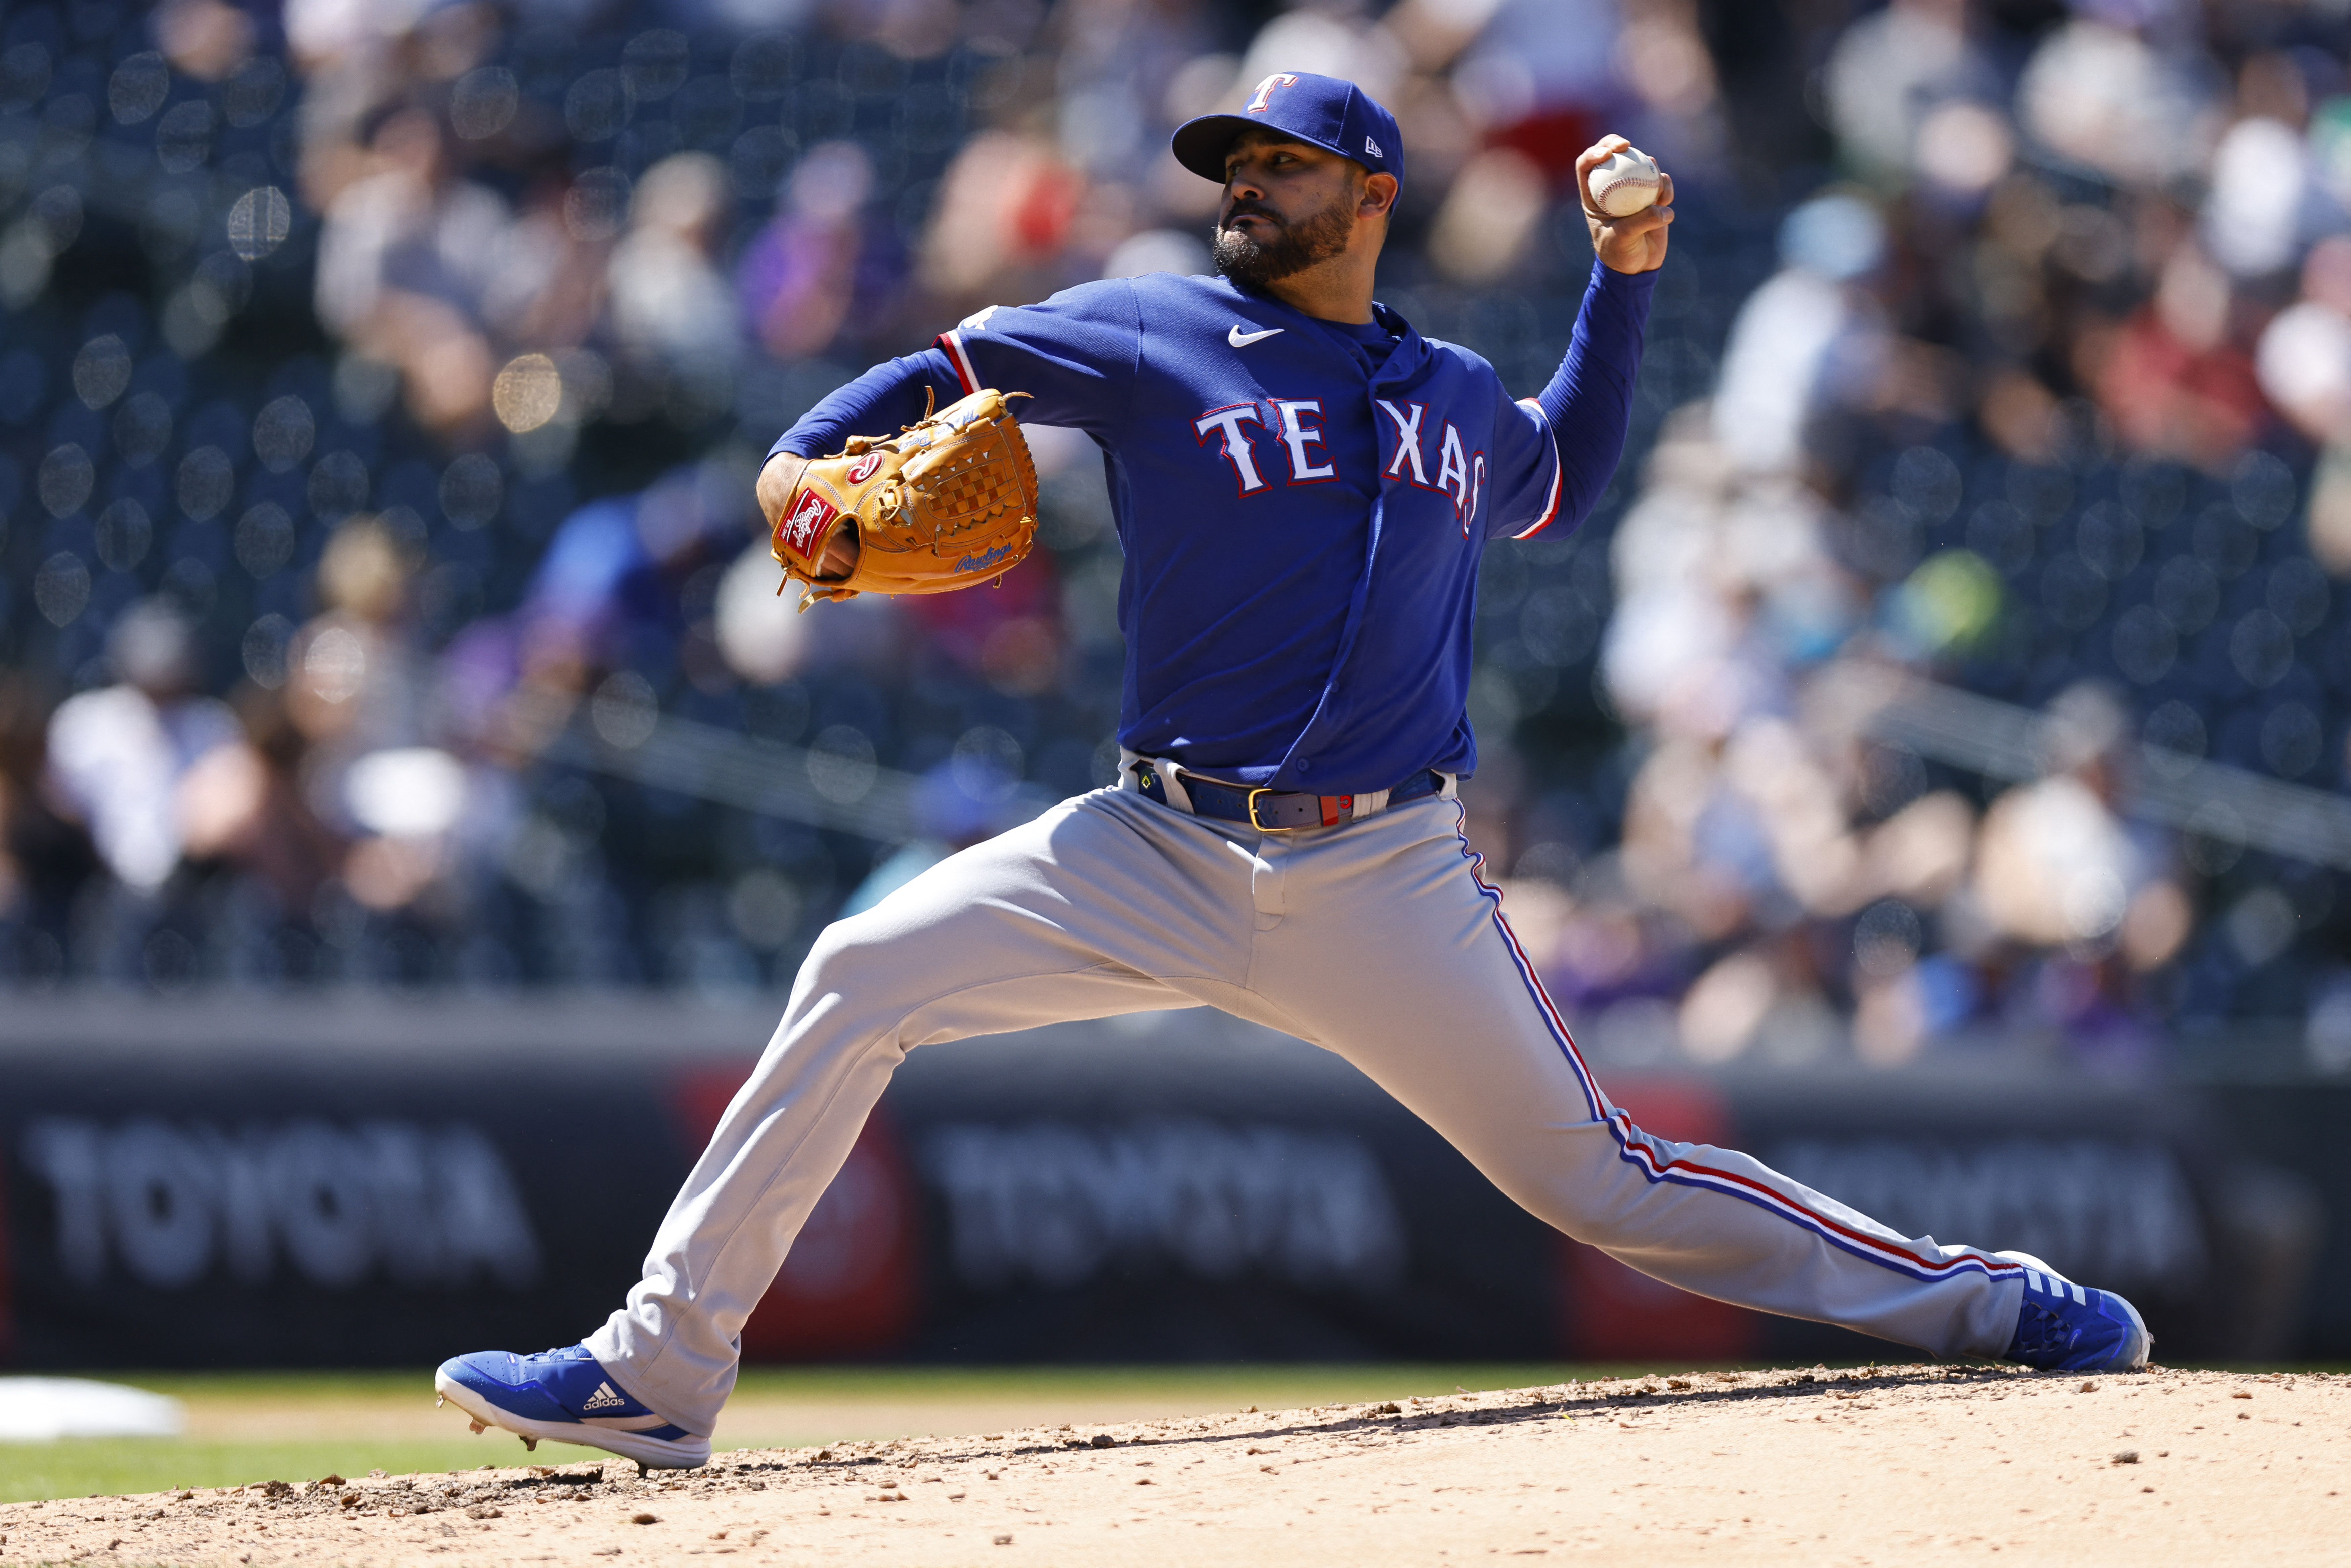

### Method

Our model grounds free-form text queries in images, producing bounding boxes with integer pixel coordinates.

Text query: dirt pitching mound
[2,1365,2341,1566]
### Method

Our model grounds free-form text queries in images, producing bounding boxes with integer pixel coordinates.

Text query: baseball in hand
[1588,147,1662,218]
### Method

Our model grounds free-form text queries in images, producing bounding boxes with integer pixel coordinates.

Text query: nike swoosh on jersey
[1228,325,1286,347]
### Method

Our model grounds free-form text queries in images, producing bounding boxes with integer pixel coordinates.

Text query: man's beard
[1212,188,1356,288]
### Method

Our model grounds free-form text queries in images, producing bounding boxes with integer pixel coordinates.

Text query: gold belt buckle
[1245,786,1298,832]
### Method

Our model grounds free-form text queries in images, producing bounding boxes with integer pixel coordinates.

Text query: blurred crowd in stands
[0,0,2347,1078]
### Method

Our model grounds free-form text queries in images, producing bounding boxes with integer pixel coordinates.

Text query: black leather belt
[1133,761,1445,831]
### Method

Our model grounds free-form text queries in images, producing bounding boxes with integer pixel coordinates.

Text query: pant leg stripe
[1445,804,1609,1123]
[1447,803,2024,1287]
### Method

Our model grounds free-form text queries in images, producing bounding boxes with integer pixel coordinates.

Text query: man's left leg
[1238,796,2146,1368]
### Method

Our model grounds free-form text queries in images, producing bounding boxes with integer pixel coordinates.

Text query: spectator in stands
[5,0,2348,1033]
[739,141,881,363]
[607,153,741,414]
[0,673,100,981]
[43,601,243,898]
[314,107,506,433]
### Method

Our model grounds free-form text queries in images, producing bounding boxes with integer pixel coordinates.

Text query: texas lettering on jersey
[919,269,1571,791]
[1192,398,1340,495]
[1194,396,1491,533]
[1377,399,1493,536]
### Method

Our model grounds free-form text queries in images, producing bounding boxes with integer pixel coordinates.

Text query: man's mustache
[1220,202,1282,230]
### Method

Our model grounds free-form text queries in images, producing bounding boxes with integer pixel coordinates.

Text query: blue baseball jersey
[777,260,1654,793]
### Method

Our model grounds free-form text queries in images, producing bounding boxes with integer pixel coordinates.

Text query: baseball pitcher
[436,73,2148,1470]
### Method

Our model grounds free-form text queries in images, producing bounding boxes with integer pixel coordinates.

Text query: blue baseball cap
[1171,71,1405,189]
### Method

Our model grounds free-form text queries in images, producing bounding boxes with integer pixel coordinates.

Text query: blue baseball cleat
[434,1345,709,1471]
[1998,1252,2152,1373]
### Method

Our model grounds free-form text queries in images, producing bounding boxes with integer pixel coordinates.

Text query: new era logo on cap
[1365,136,1382,158]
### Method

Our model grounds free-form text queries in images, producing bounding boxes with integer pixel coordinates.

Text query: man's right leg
[438,790,1264,1456]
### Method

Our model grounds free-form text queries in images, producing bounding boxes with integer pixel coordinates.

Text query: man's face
[1212,131,1365,288]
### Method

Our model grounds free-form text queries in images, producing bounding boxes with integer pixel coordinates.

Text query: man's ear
[1362,171,1399,221]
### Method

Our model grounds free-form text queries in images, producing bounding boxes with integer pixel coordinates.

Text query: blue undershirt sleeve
[1534,258,1658,532]
[766,348,966,461]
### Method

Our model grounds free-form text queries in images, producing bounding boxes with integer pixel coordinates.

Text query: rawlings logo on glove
[777,490,839,557]
[771,387,1041,609]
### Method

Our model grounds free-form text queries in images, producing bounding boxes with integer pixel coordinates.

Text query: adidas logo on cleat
[2023,1267,2089,1305]
[581,1382,627,1412]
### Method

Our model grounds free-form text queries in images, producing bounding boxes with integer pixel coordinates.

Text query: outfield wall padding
[0,995,2327,1366]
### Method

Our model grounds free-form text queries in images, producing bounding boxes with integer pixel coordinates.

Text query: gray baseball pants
[588,780,2026,1435]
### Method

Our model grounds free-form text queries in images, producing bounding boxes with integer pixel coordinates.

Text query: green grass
[25,1356,2227,1505]
[2,1363,1666,1503]
[0,1439,507,1505]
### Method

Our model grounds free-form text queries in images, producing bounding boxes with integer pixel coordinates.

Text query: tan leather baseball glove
[770,387,1041,608]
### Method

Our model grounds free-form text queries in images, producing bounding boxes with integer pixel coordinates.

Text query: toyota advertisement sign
[0,994,2335,1367]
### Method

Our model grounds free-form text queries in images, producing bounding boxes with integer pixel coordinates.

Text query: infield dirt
[1,1364,2341,1566]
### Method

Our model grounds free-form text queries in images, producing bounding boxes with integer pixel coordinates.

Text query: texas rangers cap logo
[1170,71,1406,188]
[1246,73,1299,114]
[846,452,884,485]
[780,489,839,557]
